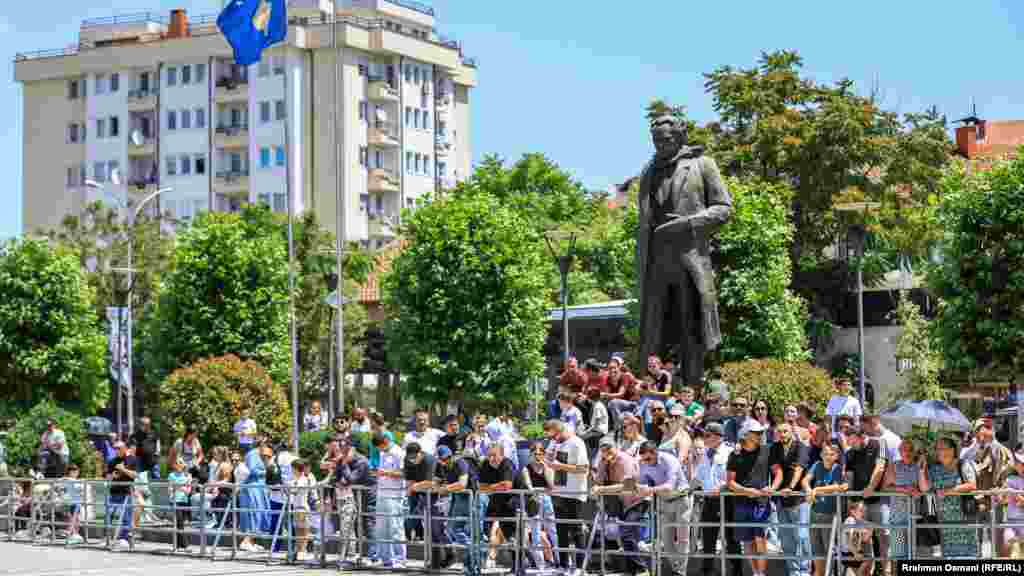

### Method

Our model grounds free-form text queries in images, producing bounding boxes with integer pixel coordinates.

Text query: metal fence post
[424,489,433,570]
[719,491,726,576]
[104,481,111,549]
[516,493,525,576]
[990,493,998,559]
[319,484,328,567]
[231,484,239,559]
[200,486,207,558]
[650,494,659,576]
[471,489,480,573]
[599,494,607,576]
[908,492,916,560]
[48,485,55,545]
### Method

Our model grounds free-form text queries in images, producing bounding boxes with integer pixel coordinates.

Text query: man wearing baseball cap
[968,417,1012,558]
[726,419,782,576]
[695,422,741,575]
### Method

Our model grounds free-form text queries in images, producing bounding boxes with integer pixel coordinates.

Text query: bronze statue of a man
[636,114,733,386]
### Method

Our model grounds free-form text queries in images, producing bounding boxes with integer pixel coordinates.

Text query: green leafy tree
[141,210,290,385]
[892,291,945,401]
[929,153,1024,379]
[159,355,291,449]
[383,190,549,406]
[718,359,833,421]
[0,238,108,413]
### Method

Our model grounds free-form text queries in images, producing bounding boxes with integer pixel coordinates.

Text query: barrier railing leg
[424,491,432,570]
[516,494,525,576]
[651,495,659,576]
[471,491,480,575]
[231,490,238,559]
[320,486,328,567]
[719,492,726,576]
[599,496,607,576]
[104,482,111,549]
[991,497,998,559]
[908,493,916,561]
[200,488,207,558]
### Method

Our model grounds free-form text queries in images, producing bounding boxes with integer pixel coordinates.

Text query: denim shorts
[735,499,770,542]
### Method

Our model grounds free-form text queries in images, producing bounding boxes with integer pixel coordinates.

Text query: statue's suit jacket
[636,147,733,353]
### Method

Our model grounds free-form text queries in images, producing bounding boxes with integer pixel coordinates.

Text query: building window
[406,151,413,173]
[275,146,285,167]
[405,106,411,127]
[424,155,431,175]
[359,194,370,213]
[260,101,271,123]
[94,162,106,182]
[260,147,271,168]
[413,67,420,84]
[360,146,368,167]
[258,59,270,77]
[167,110,177,130]
[258,193,271,206]
[110,72,120,92]
[195,63,206,84]
[195,107,206,129]
[96,118,106,139]
[138,72,150,93]
[414,109,421,129]
[415,153,421,173]
[79,163,87,184]
[273,56,285,75]
[375,150,383,168]
[423,111,430,130]
[359,101,367,121]
[95,74,106,95]
[182,65,191,85]
[167,67,177,87]
[68,79,80,99]
[404,65,411,83]
[406,197,414,208]
[424,67,431,85]
[195,154,207,175]
[109,116,119,138]
[230,152,243,173]
[273,193,286,213]
[67,123,80,143]
[181,109,192,129]
[66,166,76,187]
[180,154,191,175]
[375,195,383,213]
[166,156,176,176]
[275,99,286,121]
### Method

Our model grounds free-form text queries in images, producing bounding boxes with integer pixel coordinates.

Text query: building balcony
[215,169,250,195]
[368,169,399,193]
[368,124,400,148]
[368,213,396,238]
[214,77,248,102]
[127,176,158,191]
[215,124,249,148]
[126,88,158,111]
[128,139,155,157]
[368,80,398,102]
[435,136,451,156]
[435,91,452,109]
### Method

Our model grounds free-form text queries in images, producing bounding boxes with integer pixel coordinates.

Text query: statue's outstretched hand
[653,214,691,236]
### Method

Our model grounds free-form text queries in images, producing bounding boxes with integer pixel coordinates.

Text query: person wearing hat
[438,444,478,576]
[844,426,886,564]
[726,418,782,576]
[593,436,647,575]
[426,445,456,569]
[105,440,137,548]
[966,417,1012,558]
[403,442,437,543]
[694,421,739,574]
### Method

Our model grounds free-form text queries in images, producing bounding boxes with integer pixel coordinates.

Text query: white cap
[739,419,766,438]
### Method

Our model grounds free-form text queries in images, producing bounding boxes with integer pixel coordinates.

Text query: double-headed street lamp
[86,175,173,434]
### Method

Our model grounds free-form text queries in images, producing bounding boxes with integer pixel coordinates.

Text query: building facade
[15,0,477,249]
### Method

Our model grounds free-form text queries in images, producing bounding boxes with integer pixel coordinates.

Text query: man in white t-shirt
[373,432,407,568]
[543,419,589,574]
[826,378,863,439]
[403,408,444,456]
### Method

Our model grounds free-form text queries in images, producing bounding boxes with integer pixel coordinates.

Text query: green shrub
[5,400,90,475]
[717,359,833,422]
[520,421,545,440]
[299,430,331,479]
[159,355,291,450]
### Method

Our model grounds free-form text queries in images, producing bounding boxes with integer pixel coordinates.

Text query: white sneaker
[67,534,85,545]
[117,539,130,549]
[13,530,29,540]
[638,541,652,553]
[485,557,496,569]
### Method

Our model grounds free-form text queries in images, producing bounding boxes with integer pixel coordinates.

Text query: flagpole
[283,46,300,454]
[332,7,346,418]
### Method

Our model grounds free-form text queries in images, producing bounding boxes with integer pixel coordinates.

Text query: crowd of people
[6,355,1024,576]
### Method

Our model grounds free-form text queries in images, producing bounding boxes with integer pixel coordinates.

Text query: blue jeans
[150,464,161,481]
[477,493,489,543]
[269,499,286,551]
[448,496,478,576]
[529,495,558,568]
[106,494,133,542]
[621,503,651,573]
[779,504,811,576]
[375,494,407,565]
[363,489,378,560]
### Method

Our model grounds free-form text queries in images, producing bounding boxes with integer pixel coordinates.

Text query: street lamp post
[543,231,577,370]
[834,202,880,410]
[87,178,173,434]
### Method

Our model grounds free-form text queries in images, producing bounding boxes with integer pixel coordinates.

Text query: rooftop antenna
[956,97,982,126]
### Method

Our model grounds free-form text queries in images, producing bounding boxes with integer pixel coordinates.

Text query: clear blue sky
[2,1,1023,239]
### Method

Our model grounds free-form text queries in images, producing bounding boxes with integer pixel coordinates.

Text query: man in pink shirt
[593,437,649,575]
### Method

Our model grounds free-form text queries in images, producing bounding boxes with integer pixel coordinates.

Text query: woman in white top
[167,427,204,476]
[288,459,316,561]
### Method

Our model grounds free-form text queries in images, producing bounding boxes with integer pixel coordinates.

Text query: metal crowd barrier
[0,477,1019,573]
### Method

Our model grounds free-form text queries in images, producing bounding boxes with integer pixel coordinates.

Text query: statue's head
[650,114,686,161]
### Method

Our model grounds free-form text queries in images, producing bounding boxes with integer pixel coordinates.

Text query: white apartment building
[15,0,476,249]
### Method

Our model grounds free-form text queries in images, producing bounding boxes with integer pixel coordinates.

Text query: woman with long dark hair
[919,436,978,558]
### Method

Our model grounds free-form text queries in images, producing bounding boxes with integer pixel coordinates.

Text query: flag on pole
[217,0,288,66]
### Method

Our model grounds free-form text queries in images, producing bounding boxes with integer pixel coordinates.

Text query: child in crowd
[167,457,193,551]
[1003,451,1024,559]
[842,499,873,576]
[288,459,315,561]
[804,443,848,576]
[62,464,84,544]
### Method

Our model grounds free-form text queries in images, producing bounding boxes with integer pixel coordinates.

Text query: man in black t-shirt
[438,415,464,456]
[727,420,782,576]
[844,427,886,567]
[771,423,811,576]
[404,442,437,541]
[106,440,137,546]
[479,443,516,569]
[130,417,160,481]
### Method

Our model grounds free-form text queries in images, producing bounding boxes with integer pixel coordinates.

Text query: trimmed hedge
[717,359,833,422]
[159,355,291,450]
